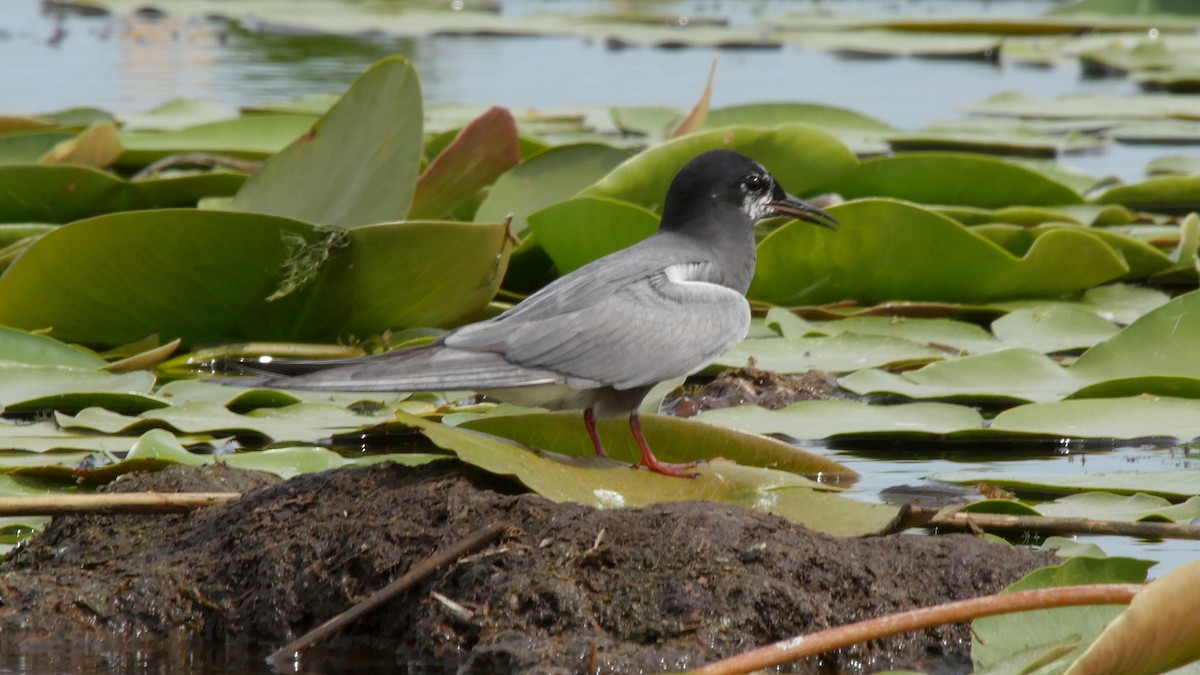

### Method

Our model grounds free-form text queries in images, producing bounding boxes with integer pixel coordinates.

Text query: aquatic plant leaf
[694,400,985,440]
[527,197,659,274]
[809,153,1082,208]
[713,332,946,373]
[964,91,1200,120]
[581,124,859,211]
[751,199,1127,306]
[972,557,1153,673]
[935,468,1200,499]
[1033,492,1200,523]
[992,396,1200,440]
[408,106,520,220]
[119,97,239,131]
[840,348,1079,403]
[0,325,104,369]
[58,401,395,443]
[117,114,317,167]
[0,209,508,346]
[0,165,245,224]
[229,56,424,228]
[1064,560,1200,675]
[475,143,631,238]
[0,364,155,411]
[1091,175,1200,213]
[0,130,76,165]
[459,410,855,479]
[40,121,122,168]
[406,411,893,536]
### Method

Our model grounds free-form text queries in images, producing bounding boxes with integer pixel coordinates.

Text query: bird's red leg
[583,408,609,458]
[629,411,696,478]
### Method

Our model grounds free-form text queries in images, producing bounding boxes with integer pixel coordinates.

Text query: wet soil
[0,461,1054,674]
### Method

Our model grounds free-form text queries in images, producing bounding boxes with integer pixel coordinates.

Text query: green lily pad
[1091,175,1200,213]
[459,410,855,479]
[934,467,1200,499]
[992,395,1200,440]
[0,421,160,454]
[751,199,1128,306]
[809,153,1082,208]
[973,223,1173,282]
[0,209,509,346]
[990,306,1122,354]
[778,29,1002,59]
[581,124,859,211]
[840,348,1079,403]
[1065,560,1200,675]
[1034,492,1200,523]
[0,325,104,368]
[964,90,1200,120]
[714,333,947,373]
[229,56,424,228]
[0,165,246,224]
[695,400,985,440]
[1147,154,1200,175]
[405,411,892,536]
[702,102,896,155]
[58,400,394,443]
[117,114,317,167]
[0,364,155,411]
[475,143,631,238]
[154,379,406,410]
[119,97,240,131]
[0,130,76,165]
[527,196,660,275]
[972,557,1154,674]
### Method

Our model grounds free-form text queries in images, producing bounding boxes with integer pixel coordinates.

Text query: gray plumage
[238,149,838,475]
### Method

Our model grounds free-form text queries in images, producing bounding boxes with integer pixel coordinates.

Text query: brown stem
[689,584,1142,675]
[0,493,240,515]
[265,522,510,667]
[883,504,1200,541]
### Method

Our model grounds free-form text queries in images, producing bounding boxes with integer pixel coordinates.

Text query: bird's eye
[743,174,768,193]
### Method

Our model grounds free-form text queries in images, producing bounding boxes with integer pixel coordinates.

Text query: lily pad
[406,411,893,536]
[972,557,1154,674]
[1091,175,1200,213]
[0,165,246,224]
[934,468,1200,499]
[527,197,659,274]
[991,395,1200,440]
[58,400,396,443]
[1034,492,1200,523]
[808,153,1083,208]
[229,56,425,228]
[459,410,856,479]
[695,400,985,440]
[751,199,1128,306]
[117,114,317,167]
[0,209,509,346]
[1065,560,1200,675]
[714,333,947,373]
[475,143,632,237]
[581,124,859,211]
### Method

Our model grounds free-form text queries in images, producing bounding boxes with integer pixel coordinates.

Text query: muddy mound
[0,461,1053,673]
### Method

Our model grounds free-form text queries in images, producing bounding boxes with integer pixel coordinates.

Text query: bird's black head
[659,149,839,233]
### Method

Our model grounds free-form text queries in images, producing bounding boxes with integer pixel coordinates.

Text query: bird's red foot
[635,456,698,478]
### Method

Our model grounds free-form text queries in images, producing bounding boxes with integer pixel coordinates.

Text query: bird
[233,149,839,477]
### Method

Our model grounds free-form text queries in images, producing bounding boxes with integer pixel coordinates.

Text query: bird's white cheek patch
[593,489,626,508]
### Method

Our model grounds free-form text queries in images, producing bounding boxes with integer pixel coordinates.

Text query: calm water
[0,2,1198,669]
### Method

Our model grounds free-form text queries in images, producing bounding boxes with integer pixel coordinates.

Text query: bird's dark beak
[766,193,840,230]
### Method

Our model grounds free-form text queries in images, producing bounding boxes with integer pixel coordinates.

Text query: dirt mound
[0,461,1053,673]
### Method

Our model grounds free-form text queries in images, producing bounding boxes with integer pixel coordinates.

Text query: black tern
[236,149,838,476]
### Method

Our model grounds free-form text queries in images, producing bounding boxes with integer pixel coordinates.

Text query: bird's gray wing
[239,342,574,392]
[446,261,751,390]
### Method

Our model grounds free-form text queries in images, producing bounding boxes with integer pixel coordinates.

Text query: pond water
[1,1,1199,668]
